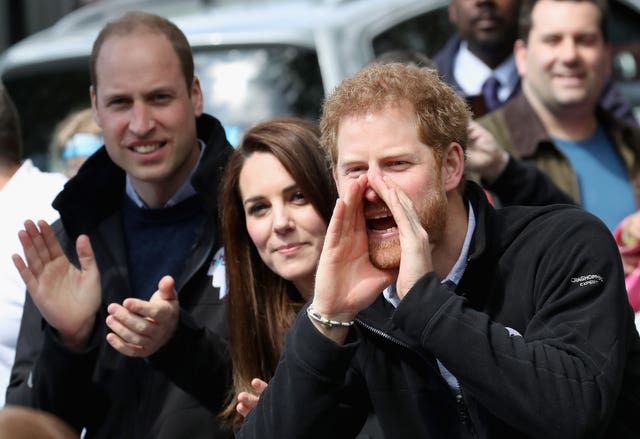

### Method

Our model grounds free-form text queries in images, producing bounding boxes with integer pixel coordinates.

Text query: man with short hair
[237,63,640,438]
[479,0,640,230]
[8,12,233,438]
[434,0,637,124]
[434,0,522,115]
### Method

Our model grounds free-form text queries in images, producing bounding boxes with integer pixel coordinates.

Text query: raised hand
[367,173,432,299]
[312,175,396,327]
[466,120,509,183]
[105,275,179,357]
[12,220,101,350]
[236,378,269,418]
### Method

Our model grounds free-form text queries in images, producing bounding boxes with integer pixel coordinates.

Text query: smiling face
[240,152,327,298]
[90,30,203,207]
[515,0,610,115]
[334,103,448,269]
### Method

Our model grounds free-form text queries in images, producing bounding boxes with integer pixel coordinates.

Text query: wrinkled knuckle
[134,322,148,336]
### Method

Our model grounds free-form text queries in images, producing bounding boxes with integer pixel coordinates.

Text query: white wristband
[306,306,354,328]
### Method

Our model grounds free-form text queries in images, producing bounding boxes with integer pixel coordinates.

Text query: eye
[247,202,269,217]
[107,98,131,110]
[576,34,599,46]
[388,160,410,170]
[345,165,367,177]
[152,93,173,105]
[542,35,562,46]
[291,191,308,205]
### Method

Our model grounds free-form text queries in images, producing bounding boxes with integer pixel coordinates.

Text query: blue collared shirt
[383,201,475,306]
[125,139,205,208]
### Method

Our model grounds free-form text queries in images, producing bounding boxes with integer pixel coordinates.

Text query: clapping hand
[12,220,101,350]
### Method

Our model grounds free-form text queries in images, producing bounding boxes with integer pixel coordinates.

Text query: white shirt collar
[453,41,519,101]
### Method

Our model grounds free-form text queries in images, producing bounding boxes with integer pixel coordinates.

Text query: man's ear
[448,1,458,26]
[442,142,465,192]
[90,85,102,128]
[190,76,204,117]
[514,39,527,78]
[603,43,613,80]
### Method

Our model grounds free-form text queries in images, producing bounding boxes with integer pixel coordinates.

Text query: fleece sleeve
[485,155,575,207]
[394,209,633,438]
[237,307,370,439]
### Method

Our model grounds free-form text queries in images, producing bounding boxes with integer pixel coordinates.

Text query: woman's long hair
[219,118,337,430]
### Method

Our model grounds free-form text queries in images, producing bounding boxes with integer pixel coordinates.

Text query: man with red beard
[237,63,640,438]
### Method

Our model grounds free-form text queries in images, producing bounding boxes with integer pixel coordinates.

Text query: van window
[3,60,90,170]
[195,45,323,146]
[372,7,452,58]
[3,44,323,169]
[610,0,640,121]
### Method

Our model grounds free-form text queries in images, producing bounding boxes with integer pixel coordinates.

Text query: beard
[368,187,448,269]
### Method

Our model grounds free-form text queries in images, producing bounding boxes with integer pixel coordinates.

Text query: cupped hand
[311,175,396,324]
[367,173,433,299]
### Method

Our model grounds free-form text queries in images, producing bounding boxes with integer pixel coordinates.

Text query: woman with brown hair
[217,117,336,430]
[104,117,337,431]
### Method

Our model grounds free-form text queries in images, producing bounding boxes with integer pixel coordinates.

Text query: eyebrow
[102,85,176,101]
[339,151,418,167]
[242,183,300,206]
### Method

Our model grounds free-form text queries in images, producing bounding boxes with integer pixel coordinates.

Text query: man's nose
[559,39,579,63]
[129,102,155,136]
[365,169,382,202]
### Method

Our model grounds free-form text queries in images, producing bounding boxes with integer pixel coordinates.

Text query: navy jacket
[7,114,234,439]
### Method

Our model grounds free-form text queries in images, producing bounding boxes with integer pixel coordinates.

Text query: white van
[0,0,453,169]
[1,0,639,169]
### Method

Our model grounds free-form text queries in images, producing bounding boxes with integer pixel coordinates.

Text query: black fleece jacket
[7,114,233,439]
[238,182,640,439]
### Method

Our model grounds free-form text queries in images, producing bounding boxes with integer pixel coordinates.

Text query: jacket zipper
[355,318,410,348]
[355,318,478,438]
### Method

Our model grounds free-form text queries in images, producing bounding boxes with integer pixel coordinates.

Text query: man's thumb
[158,275,177,301]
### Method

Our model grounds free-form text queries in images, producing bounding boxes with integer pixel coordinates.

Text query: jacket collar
[53,113,232,240]
[500,93,550,158]
[456,182,498,308]
[500,91,640,159]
